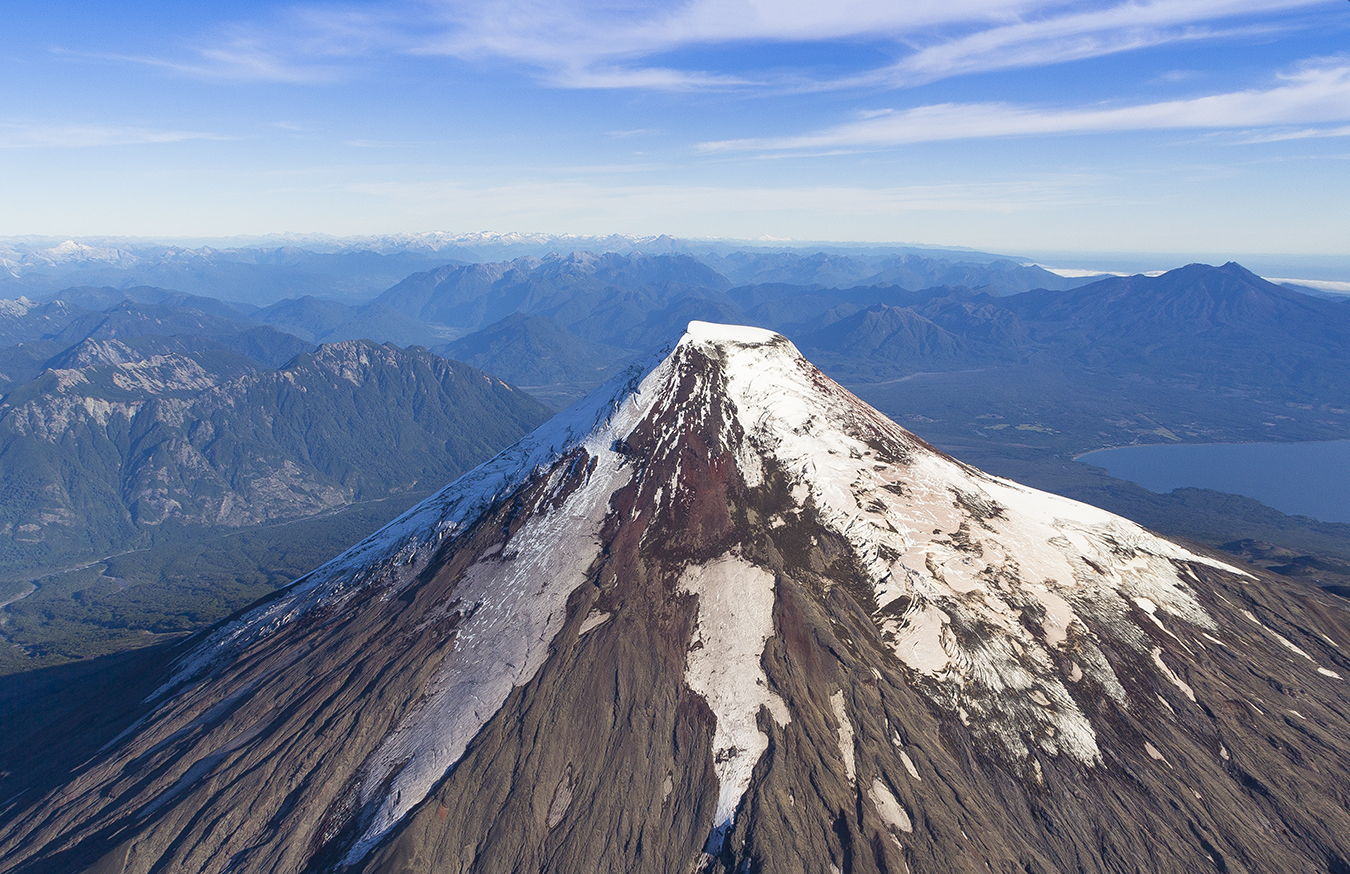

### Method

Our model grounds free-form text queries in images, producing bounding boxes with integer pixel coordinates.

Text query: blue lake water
[1078,440,1350,524]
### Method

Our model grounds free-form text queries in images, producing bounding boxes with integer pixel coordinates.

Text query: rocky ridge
[0,339,550,566]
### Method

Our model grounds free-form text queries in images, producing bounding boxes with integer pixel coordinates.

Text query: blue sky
[2,0,1349,257]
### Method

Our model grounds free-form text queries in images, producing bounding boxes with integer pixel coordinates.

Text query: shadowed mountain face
[0,298,89,349]
[800,304,969,361]
[1000,262,1350,394]
[0,291,314,377]
[436,313,627,407]
[50,300,313,369]
[3,323,1347,874]
[696,250,1085,292]
[373,252,741,349]
[251,295,446,348]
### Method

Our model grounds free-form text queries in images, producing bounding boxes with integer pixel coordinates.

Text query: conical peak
[88,319,1321,874]
[680,320,785,350]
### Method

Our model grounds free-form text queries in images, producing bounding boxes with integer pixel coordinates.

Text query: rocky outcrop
[0,339,551,568]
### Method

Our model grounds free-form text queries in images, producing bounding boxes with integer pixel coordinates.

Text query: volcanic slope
[4,323,1350,874]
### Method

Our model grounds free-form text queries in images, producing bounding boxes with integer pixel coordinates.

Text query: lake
[1077,440,1350,524]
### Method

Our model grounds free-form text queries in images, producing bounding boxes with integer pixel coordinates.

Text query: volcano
[3,322,1349,874]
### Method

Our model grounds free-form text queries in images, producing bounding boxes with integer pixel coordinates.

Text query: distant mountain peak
[0,295,37,316]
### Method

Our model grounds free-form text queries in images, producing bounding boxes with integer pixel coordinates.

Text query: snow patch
[578,610,611,636]
[898,749,921,780]
[870,779,913,834]
[683,321,780,347]
[1152,647,1196,703]
[0,296,36,317]
[1240,609,1339,676]
[831,690,856,784]
[678,553,789,841]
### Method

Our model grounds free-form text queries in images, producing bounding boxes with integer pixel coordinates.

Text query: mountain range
[436,313,628,407]
[3,251,1350,676]
[0,331,549,572]
[0,242,460,306]
[2,323,1346,873]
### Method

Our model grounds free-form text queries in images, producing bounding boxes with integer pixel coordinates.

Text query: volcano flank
[3,322,1350,874]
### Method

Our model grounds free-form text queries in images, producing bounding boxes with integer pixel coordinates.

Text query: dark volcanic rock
[2,323,1349,874]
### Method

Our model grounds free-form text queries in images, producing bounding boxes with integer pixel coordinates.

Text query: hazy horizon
[3,1,1348,254]
[4,231,1349,290]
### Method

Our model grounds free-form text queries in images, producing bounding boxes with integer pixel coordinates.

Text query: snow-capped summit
[0,295,37,317]
[5,323,1349,874]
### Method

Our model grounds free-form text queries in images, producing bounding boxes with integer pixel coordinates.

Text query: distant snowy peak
[0,240,140,271]
[0,232,691,278]
[0,295,37,316]
[339,230,677,249]
[323,230,697,258]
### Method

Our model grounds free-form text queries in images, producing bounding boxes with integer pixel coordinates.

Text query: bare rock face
[3,322,1350,874]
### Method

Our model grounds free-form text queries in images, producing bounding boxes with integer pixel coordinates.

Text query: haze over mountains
[3,240,1350,674]
[1,234,1085,308]
[4,249,1349,519]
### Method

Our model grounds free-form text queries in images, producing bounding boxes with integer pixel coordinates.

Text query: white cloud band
[701,61,1350,151]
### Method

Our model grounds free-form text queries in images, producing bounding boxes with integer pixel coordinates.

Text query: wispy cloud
[1234,124,1350,143]
[86,43,343,85]
[702,60,1350,151]
[546,65,755,90]
[856,0,1316,87]
[84,0,1330,91]
[406,0,1327,91]
[76,6,400,84]
[0,123,225,148]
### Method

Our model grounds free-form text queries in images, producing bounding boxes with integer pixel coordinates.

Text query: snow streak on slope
[0,295,37,316]
[678,553,789,851]
[343,438,633,862]
[679,321,1249,765]
[155,347,675,697]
